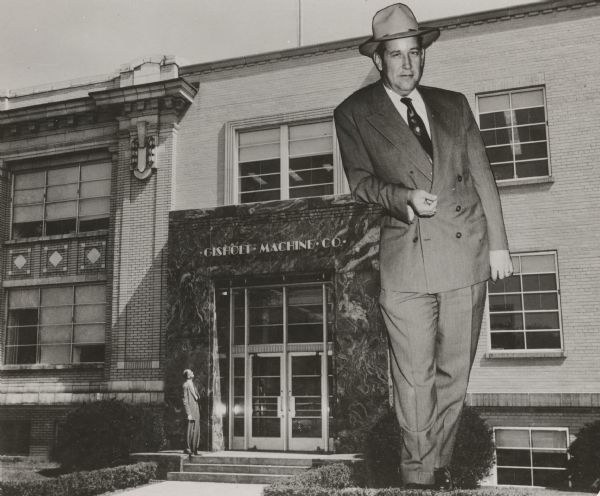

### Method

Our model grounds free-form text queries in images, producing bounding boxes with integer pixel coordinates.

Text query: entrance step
[167,454,313,484]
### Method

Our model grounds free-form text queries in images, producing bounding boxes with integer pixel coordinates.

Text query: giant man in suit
[334,3,513,489]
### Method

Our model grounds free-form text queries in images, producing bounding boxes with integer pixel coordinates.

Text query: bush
[0,461,156,496]
[264,463,360,496]
[568,419,600,491]
[55,399,166,470]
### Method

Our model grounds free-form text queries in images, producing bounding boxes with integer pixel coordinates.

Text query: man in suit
[182,368,201,455]
[334,3,513,489]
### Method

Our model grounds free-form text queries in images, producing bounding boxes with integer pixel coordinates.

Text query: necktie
[401,97,433,161]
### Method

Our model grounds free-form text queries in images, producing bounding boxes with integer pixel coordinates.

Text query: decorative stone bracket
[130,121,156,180]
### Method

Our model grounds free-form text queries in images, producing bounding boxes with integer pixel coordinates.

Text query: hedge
[0,461,157,496]
[568,419,600,491]
[265,487,550,496]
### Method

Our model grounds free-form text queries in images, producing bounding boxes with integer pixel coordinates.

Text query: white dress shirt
[383,85,432,138]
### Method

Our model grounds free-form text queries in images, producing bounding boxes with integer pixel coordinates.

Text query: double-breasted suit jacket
[334,82,508,293]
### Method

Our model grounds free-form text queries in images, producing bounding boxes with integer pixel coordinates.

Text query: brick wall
[174,3,600,397]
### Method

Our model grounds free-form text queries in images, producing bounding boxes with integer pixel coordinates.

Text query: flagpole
[297,0,302,47]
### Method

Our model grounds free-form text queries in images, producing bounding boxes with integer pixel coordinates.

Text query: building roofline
[180,0,597,76]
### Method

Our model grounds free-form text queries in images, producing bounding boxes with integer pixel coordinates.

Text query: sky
[0,0,542,91]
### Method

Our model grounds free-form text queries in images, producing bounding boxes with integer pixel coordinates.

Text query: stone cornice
[181,0,599,76]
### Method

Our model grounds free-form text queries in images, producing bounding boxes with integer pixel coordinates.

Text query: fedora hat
[359,3,440,57]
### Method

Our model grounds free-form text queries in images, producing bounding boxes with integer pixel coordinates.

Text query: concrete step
[184,462,308,475]
[167,471,293,484]
[187,455,313,467]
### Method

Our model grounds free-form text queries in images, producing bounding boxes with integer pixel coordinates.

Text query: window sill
[4,230,108,246]
[485,350,565,359]
[0,363,104,371]
[497,176,554,188]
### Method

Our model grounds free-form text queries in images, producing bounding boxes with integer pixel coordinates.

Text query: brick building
[1,0,599,488]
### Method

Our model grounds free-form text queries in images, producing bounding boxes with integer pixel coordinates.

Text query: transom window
[12,162,111,239]
[5,284,105,365]
[488,252,561,351]
[237,121,334,203]
[478,87,549,181]
[494,428,569,487]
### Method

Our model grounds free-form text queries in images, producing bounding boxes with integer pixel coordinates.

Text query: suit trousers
[379,282,486,485]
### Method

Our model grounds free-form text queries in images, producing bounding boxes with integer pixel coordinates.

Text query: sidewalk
[114,481,266,495]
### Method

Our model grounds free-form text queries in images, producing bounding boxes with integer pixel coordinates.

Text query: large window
[237,120,334,203]
[12,162,111,239]
[495,428,569,487]
[5,284,105,365]
[488,252,562,351]
[478,87,549,181]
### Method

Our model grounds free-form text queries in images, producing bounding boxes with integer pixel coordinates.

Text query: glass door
[249,354,284,450]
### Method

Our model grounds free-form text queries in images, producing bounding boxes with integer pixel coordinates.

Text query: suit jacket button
[456,232,462,238]
[409,170,414,174]
[456,205,462,212]
[457,175,463,182]
[413,236,419,243]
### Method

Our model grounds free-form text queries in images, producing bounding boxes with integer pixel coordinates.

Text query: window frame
[4,283,106,366]
[486,251,563,355]
[10,160,111,240]
[476,86,551,184]
[493,426,570,487]
[225,109,347,205]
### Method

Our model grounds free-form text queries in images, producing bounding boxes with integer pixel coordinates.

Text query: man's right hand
[188,415,193,421]
[408,189,438,217]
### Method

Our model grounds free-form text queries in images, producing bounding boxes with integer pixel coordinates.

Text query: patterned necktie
[401,97,433,161]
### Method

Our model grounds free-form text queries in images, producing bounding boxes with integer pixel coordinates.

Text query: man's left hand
[489,250,513,281]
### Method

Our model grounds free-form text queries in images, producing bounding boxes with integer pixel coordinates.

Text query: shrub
[568,419,600,491]
[264,463,360,496]
[0,461,156,496]
[55,399,166,470]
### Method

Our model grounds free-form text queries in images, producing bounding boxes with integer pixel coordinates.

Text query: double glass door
[221,281,333,452]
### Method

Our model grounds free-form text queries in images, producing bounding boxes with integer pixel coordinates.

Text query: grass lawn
[0,455,61,482]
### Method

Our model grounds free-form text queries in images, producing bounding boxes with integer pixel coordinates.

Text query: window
[478,87,549,181]
[494,428,569,487]
[488,252,561,351]
[237,121,334,203]
[12,162,111,239]
[5,284,105,365]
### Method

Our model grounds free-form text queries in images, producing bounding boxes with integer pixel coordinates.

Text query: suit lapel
[365,83,433,187]
[420,86,458,195]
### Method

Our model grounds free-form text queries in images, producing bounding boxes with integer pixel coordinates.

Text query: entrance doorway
[217,279,333,452]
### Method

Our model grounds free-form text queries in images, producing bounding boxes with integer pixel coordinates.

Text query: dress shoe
[434,467,454,490]
[183,448,191,455]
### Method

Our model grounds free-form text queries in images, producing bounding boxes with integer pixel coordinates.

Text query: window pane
[520,254,555,274]
[497,468,532,486]
[46,219,77,235]
[81,163,111,181]
[525,311,559,330]
[239,130,280,162]
[532,469,568,488]
[79,217,109,232]
[240,172,280,193]
[489,275,522,293]
[522,274,557,291]
[523,293,558,310]
[74,324,105,343]
[74,304,105,323]
[288,323,323,343]
[46,201,77,220]
[40,345,70,364]
[39,325,72,344]
[532,430,567,449]
[486,145,513,164]
[497,448,531,467]
[240,159,280,177]
[489,294,522,312]
[9,289,39,308]
[79,198,110,217]
[479,94,510,113]
[496,429,530,448]
[47,184,78,202]
[491,163,515,181]
[42,287,73,306]
[514,142,547,161]
[491,331,525,349]
[13,188,44,205]
[40,306,71,325]
[289,184,334,198]
[512,89,544,108]
[289,136,332,157]
[15,171,45,189]
[532,452,568,468]
[12,222,42,239]
[80,179,111,198]
[47,167,78,186]
[75,285,105,304]
[526,331,561,349]
[73,344,104,363]
[516,160,549,178]
[514,107,545,125]
[490,313,523,330]
[249,325,283,344]
[514,124,546,143]
[481,128,511,147]
[13,205,43,223]
[479,111,512,130]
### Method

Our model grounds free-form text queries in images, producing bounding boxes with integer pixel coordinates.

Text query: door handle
[289,396,296,417]
[277,396,284,418]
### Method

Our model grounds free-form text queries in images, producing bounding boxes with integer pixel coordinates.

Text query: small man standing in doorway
[182,368,200,455]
